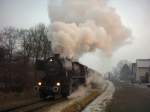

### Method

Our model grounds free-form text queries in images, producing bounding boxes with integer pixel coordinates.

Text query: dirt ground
[105,81,150,112]
[0,90,39,111]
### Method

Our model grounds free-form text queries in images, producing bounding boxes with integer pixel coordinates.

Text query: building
[131,63,136,82]
[136,59,150,83]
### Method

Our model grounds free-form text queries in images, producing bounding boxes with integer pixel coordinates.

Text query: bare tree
[113,60,132,81]
[1,27,18,62]
[19,29,31,63]
[0,24,52,92]
[28,24,51,61]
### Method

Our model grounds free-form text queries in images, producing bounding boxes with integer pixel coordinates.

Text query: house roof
[136,59,150,68]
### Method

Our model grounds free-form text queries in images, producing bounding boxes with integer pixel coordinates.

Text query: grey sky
[109,0,150,65]
[0,0,150,72]
[0,0,49,29]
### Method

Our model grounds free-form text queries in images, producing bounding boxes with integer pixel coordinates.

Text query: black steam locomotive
[35,54,88,99]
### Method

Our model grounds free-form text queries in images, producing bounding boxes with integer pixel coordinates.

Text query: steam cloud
[48,0,131,59]
[47,0,124,97]
[68,71,106,98]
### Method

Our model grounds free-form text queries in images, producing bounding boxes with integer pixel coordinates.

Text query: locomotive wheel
[69,84,73,95]
[68,84,72,95]
[61,84,72,97]
[61,92,67,97]
[61,87,68,97]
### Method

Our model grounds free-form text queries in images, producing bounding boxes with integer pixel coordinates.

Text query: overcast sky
[0,0,49,29]
[109,0,150,65]
[0,0,150,71]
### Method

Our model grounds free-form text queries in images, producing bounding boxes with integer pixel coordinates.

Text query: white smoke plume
[86,70,106,89]
[48,0,131,59]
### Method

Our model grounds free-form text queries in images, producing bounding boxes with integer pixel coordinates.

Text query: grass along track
[1,98,66,112]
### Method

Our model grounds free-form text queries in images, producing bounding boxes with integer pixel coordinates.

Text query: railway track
[1,98,66,112]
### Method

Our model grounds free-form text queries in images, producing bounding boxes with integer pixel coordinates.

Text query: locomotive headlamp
[50,59,53,62]
[56,82,60,86]
[38,82,42,86]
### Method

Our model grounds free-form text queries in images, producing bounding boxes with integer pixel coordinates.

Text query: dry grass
[0,90,39,110]
[61,90,100,112]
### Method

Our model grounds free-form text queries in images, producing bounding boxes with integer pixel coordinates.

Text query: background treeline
[108,60,134,82]
[0,24,52,92]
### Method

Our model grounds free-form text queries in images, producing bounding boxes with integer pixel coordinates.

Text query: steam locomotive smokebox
[35,60,46,71]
